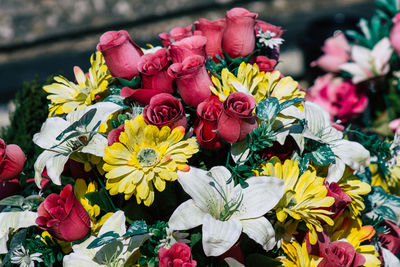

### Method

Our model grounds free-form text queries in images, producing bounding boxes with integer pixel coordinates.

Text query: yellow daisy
[74,178,101,219]
[279,239,322,267]
[103,115,199,206]
[43,51,111,116]
[210,62,304,103]
[258,157,335,244]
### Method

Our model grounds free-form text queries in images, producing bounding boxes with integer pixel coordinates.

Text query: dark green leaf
[0,195,24,207]
[256,97,280,121]
[103,94,127,108]
[279,98,304,112]
[116,76,141,88]
[85,189,115,213]
[108,85,122,95]
[374,206,397,222]
[310,144,335,165]
[56,108,97,140]
[190,233,202,248]
[123,220,148,237]
[245,253,282,267]
[87,231,120,249]
[292,152,310,175]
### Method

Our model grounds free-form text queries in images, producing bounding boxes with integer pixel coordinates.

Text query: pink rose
[311,32,351,73]
[217,92,257,143]
[168,55,212,107]
[319,241,365,267]
[325,182,352,220]
[169,36,207,63]
[36,184,90,241]
[222,8,258,58]
[379,220,400,256]
[159,25,197,48]
[194,18,226,60]
[250,55,277,72]
[97,30,144,80]
[158,242,197,267]
[0,179,20,200]
[390,13,400,56]
[138,48,174,93]
[108,124,125,146]
[143,93,187,130]
[390,118,400,135]
[307,74,367,122]
[194,96,225,150]
[0,138,26,181]
[255,20,284,38]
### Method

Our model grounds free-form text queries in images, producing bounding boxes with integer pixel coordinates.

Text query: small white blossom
[11,246,43,267]
[158,228,190,249]
[256,30,284,49]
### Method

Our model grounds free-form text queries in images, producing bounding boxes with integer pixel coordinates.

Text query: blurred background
[0,0,374,127]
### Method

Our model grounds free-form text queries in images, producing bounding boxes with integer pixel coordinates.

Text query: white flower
[168,166,284,256]
[11,246,43,267]
[301,102,370,182]
[340,38,393,84]
[33,102,122,187]
[63,211,150,267]
[256,30,284,49]
[0,211,38,254]
[158,227,190,249]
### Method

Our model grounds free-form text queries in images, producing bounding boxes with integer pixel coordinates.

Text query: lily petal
[33,117,69,150]
[330,139,370,171]
[169,200,207,230]
[81,134,108,157]
[241,216,276,251]
[45,153,70,186]
[98,211,126,236]
[326,157,346,183]
[34,150,62,187]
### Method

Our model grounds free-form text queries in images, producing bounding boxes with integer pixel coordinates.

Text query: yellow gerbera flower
[210,62,304,103]
[103,115,199,206]
[43,51,111,116]
[279,239,322,267]
[328,212,381,267]
[258,157,335,244]
[74,178,101,219]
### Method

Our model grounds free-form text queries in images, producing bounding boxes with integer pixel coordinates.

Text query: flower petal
[98,211,126,236]
[81,134,108,157]
[241,216,276,251]
[330,139,370,171]
[45,153,70,186]
[202,214,242,256]
[34,150,59,188]
[168,200,207,230]
[33,117,69,150]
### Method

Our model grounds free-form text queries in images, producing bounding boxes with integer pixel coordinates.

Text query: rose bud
[222,8,258,58]
[194,96,225,149]
[159,25,195,48]
[169,36,207,63]
[168,55,212,107]
[250,55,277,72]
[158,242,197,267]
[325,182,352,220]
[138,48,174,94]
[0,179,20,200]
[143,93,187,130]
[390,13,400,56]
[0,138,26,181]
[217,92,257,143]
[318,241,365,267]
[379,220,400,256]
[311,32,351,73]
[108,124,125,146]
[36,184,90,241]
[97,30,144,80]
[194,18,226,61]
[255,20,284,38]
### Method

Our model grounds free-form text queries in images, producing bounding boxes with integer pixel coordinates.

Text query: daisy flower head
[256,29,284,49]
[43,51,111,116]
[103,115,199,206]
[11,246,43,267]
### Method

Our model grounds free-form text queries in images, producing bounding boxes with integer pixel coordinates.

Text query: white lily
[340,37,393,84]
[168,166,284,256]
[63,211,150,267]
[302,102,370,182]
[33,102,122,187]
[0,211,38,254]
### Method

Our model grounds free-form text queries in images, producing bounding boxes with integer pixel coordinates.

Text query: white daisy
[11,246,43,267]
[256,30,284,49]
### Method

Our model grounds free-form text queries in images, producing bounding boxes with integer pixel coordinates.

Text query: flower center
[137,148,159,167]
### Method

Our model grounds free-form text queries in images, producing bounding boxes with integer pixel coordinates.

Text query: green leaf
[374,206,397,222]
[0,195,24,207]
[56,108,97,140]
[103,94,127,108]
[310,144,335,166]
[279,98,304,112]
[87,231,120,249]
[1,229,27,266]
[292,152,310,175]
[190,232,202,248]
[256,97,280,121]
[116,76,141,88]
[85,189,115,213]
[123,220,148,237]
[108,85,122,95]
[245,253,282,266]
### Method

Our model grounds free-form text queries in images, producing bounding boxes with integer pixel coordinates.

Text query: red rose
[318,241,365,267]
[217,92,257,143]
[36,184,90,241]
[379,220,400,256]
[222,8,258,58]
[251,55,277,72]
[325,182,352,220]
[138,48,174,94]
[0,179,20,200]
[159,25,198,48]
[108,124,125,146]
[194,96,225,149]
[158,243,197,267]
[255,20,284,38]
[143,93,187,130]
[194,18,226,61]
[97,30,144,80]
[169,36,207,63]
[0,138,26,181]
[168,55,212,107]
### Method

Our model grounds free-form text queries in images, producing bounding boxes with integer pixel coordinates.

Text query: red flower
[217,92,257,143]
[325,182,352,220]
[379,220,400,256]
[108,124,125,146]
[158,243,197,267]
[168,55,212,107]
[169,36,207,63]
[255,20,284,38]
[97,30,143,80]
[194,96,225,149]
[251,55,277,72]
[159,25,199,48]
[0,138,26,181]
[318,241,365,267]
[36,184,90,241]
[194,18,226,61]
[143,93,187,130]
[222,8,258,58]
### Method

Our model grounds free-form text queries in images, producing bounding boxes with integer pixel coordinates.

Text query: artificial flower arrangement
[0,5,399,267]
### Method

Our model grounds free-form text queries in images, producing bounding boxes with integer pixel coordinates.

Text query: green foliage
[248,121,277,152]
[138,221,169,267]
[87,231,120,249]
[364,186,400,224]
